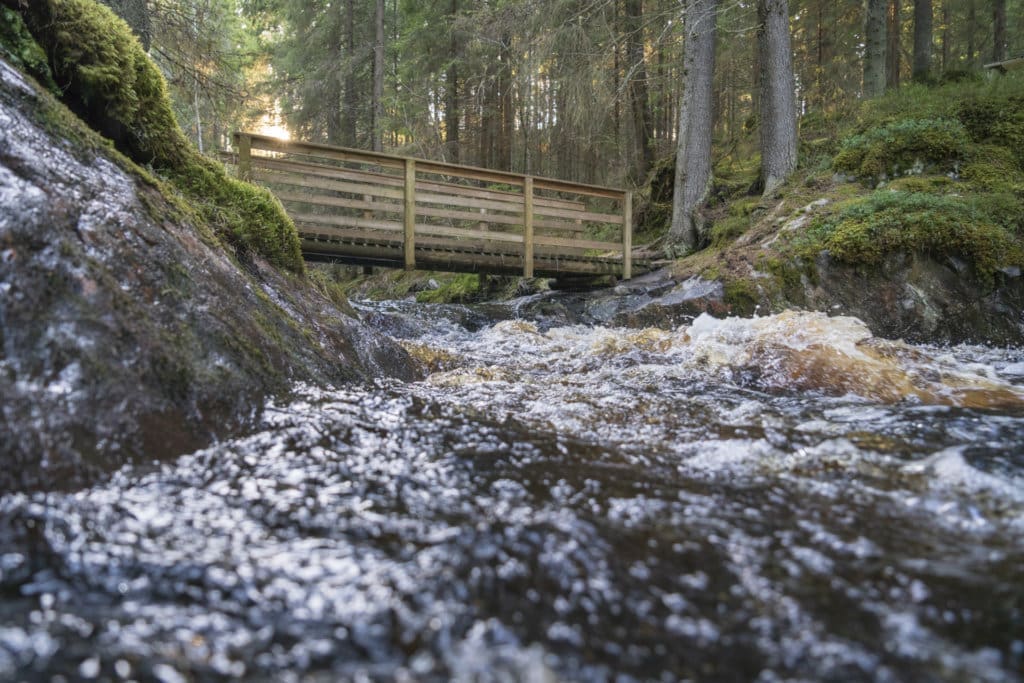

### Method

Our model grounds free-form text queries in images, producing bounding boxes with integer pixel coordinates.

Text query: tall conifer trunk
[372,0,385,152]
[912,0,933,82]
[887,0,901,89]
[863,0,887,96]
[993,0,1007,62]
[758,0,797,196]
[668,0,717,253]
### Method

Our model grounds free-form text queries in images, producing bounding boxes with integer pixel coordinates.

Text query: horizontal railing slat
[235,131,635,278]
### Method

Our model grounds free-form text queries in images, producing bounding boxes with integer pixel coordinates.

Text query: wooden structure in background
[231,133,641,279]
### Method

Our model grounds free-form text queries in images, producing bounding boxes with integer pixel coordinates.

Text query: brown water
[1,302,1022,682]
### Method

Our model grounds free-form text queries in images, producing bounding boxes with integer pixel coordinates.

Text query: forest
[103,0,1021,186]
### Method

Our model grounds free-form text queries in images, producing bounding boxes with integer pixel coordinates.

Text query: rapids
[1,303,1022,682]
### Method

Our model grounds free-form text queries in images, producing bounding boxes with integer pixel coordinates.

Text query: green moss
[886,175,955,193]
[416,273,482,304]
[709,215,750,248]
[722,279,760,315]
[833,118,969,182]
[960,145,1024,193]
[8,0,303,273]
[0,7,57,92]
[799,190,1024,285]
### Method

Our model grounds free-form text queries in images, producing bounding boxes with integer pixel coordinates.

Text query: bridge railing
[232,132,633,279]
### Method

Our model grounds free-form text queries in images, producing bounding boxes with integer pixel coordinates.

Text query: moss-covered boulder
[832,118,969,182]
[0,58,417,493]
[2,0,304,273]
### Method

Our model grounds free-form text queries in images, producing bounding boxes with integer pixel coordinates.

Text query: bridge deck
[233,133,646,279]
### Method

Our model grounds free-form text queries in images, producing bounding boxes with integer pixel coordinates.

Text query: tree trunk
[912,0,933,82]
[498,32,514,171]
[445,0,460,162]
[887,0,901,89]
[625,0,654,183]
[343,0,358,147]
[941,0,950,71]
[372,0,385,152]
[758,0,797,196]
[967,0,977,66]
[993,0,1007,62]
[864,0,887,97]
[668,0,717,253]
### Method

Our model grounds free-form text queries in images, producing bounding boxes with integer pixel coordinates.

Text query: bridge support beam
[403,158,416,270]
[523,176,534,278]
[623,191,632,281]
[236,132,252,181]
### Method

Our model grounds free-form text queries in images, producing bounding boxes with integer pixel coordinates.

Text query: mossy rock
[798,190,1024,286]
[723,279,760,315]
[0,7,57,92]
[5,0,303,273]
[709,215,750,248]
[416,273,482,303]
[833,118,969,182]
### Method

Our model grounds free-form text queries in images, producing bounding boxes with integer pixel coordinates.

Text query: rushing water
[2,300,1023,682]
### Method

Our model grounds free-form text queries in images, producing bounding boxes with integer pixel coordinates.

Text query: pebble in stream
[1,309,1023,682]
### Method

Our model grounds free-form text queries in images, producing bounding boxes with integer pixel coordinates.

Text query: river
[1,299,1022,681]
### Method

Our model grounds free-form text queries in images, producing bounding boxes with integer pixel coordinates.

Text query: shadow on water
[1,303,1023,681]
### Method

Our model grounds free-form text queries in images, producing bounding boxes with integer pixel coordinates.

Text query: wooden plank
[404,159,416,270]
[413,206,521,228]
[533,177,626,200]
[533,234,624,251]
[276,191,402,213]
[252,170,404,201]
[248,135,406,170]
[253,157,401,186]
[523,177,534,278]
[253,155,586,211]
[623,191,633,280]
[298,230,589,260]
[531,204,624,225]
[295,215,525,244]
[236,133,251,181]
[239,131,626,198]
[292,213,403,233]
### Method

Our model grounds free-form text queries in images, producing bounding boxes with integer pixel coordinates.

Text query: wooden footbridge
[232,133,643,280]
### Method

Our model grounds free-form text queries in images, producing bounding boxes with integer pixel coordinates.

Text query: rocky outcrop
[0,60,417,493]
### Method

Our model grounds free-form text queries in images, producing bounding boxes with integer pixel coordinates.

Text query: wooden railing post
[403,158,416,270]
[523,176,535,278]
[236,133,252,181]
[622,191,633,280]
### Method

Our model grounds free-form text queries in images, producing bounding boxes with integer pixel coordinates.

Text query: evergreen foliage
[3,0,303,273]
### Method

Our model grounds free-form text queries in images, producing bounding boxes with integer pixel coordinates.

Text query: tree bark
[864,0,887,97]
[668,0,717,253]
[625,0,654,182]
[758,0,797,196]
[372,0,385,152]
[445,0,460,161]
[887,0,901,89]
[343,0,358,147]
[967,0,977,66]
[993,0,1007,62]
[912,0,933,82]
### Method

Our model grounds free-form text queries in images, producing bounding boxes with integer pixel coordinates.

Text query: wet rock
[0,59,416,493]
